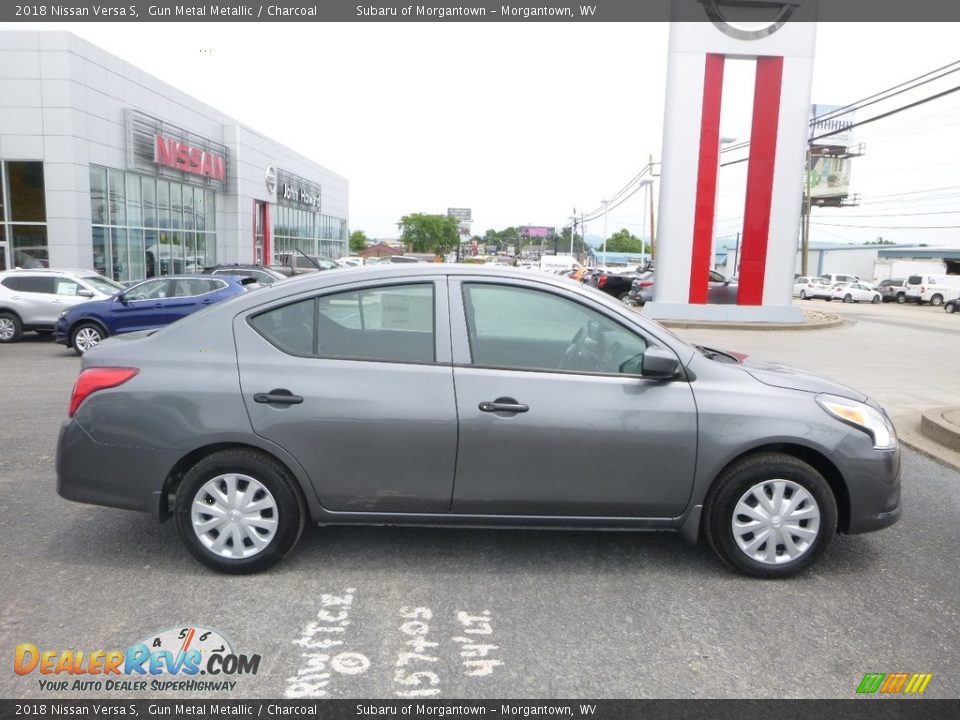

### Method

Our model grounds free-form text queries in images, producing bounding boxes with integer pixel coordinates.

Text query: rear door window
[250,283,436,364]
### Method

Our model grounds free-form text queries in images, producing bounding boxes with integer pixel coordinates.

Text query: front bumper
[828,430,901,535]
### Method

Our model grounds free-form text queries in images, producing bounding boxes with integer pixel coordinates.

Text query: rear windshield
[907,276,922,285]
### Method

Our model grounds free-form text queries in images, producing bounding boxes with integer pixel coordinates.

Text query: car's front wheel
[71,322,106,355]
[946,303,957,314]
[703,453,837,578]
[174,449,306,573]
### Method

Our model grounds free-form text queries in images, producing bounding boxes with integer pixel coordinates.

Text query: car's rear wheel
[946,303,957,314]
[71,323,106,355]
[703,453,837,578]
[174,449,306,573]
[0,312,23,343]
[871,295,880,304]
[799,290,807,299]
[896,293,906,304]
[843,294,853,303]
[931,294,944,306]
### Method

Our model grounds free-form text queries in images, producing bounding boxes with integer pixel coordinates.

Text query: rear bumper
[56,419,179,517]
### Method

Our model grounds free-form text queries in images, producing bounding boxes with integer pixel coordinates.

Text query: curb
[920,407,960,453]
[892,412,960,474]
[654,311,844,331]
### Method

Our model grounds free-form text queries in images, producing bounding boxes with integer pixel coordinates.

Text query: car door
[234,278,458,513]
[3,275,55,325]
[111,278,171,332]
[449,278,698,518]
[164,278,220,323]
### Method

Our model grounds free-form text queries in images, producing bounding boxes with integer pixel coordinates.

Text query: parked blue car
[56,274,255,355]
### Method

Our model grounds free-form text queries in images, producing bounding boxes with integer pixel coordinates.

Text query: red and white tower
[646,1,818,322]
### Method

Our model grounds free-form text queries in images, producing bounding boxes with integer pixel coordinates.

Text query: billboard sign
[809,104,855,148]
[447,208,472,222]
[809,155,851,201]
[519,226,554,239]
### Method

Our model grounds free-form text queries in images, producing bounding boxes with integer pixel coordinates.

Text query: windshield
[80,275,125,295]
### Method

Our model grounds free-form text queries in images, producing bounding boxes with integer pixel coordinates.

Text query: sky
[6,20,960,247]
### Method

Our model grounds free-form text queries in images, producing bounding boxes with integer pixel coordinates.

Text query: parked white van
[906,275,960,306]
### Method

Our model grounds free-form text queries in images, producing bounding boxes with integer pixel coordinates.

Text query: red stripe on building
[689,54,725,304]
[737,56,784,305]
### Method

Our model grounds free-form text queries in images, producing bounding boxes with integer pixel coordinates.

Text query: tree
[557,227,591,257]
[604,228,646,253]
[398,213,460,257]
[349,230,369,253]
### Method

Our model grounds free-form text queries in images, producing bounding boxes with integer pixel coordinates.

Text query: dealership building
[0,31,348,281]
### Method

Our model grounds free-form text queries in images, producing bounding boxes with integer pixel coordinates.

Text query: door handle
[479,398,529,414]
[254,389,304,405]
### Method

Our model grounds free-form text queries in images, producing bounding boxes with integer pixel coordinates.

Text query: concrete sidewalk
[657,303,960,472]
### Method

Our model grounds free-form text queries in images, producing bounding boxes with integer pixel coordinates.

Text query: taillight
[639,281,654,288]
[598,276,608,288]
[69,367,139,418]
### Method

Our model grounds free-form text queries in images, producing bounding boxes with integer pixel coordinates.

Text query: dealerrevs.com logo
[14,626,260,693]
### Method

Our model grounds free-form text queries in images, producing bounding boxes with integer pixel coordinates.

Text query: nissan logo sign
[699,0,804,41]
[265,165,277,195]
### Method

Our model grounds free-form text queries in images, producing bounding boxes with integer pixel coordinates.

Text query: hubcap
[0,318,14,340]
[191,473,279,559]
[74,327,102,352]
[732,479,820,565]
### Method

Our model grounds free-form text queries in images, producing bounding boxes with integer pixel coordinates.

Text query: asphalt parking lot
[1,302,958,700]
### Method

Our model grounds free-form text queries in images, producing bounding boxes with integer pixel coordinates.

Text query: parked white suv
[0,268,123,343]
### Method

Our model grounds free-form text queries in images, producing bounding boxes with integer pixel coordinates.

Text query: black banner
[1,700,960,720]
[2,0,960,23]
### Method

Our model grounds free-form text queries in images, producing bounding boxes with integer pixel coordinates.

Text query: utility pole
[601,200,610,268]
[649,153,657,262]
[569,207,576,256]
[802,147,812,276]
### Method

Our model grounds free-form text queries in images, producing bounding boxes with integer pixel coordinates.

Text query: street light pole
[601,199,610,268]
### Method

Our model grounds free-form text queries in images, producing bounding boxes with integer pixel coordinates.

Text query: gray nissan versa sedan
[56,265,901,577]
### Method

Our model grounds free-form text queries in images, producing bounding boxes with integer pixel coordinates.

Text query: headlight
[816,394,897,450]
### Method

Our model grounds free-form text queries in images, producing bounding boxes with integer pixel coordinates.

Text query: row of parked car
[0,253,435,354]
[0,257,344,353]
[793,273,960,309]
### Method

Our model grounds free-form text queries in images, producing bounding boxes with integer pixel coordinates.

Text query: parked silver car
[56,265,900,577]
[0,268,124,343]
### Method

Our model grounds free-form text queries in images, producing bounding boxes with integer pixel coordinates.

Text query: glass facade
[273,203,347,262]
[90,165,216,282]
[0,161,48,271]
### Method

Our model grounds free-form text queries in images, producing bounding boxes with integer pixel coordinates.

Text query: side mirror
[77,289,94,298]
[640,347,681,379]
[116,293,128,304]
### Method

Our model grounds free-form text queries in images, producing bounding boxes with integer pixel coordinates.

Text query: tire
[825,297,832,302]
[0,312,23,343]
[871,295,880,304]
[174,449,306,573]
[843,294,853,303]
[70,322,107,355]
[799,290,807,299]
[946,303,957,314]
[931,294,944,307]
[896,293,906,304]
[703,453,837,578]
